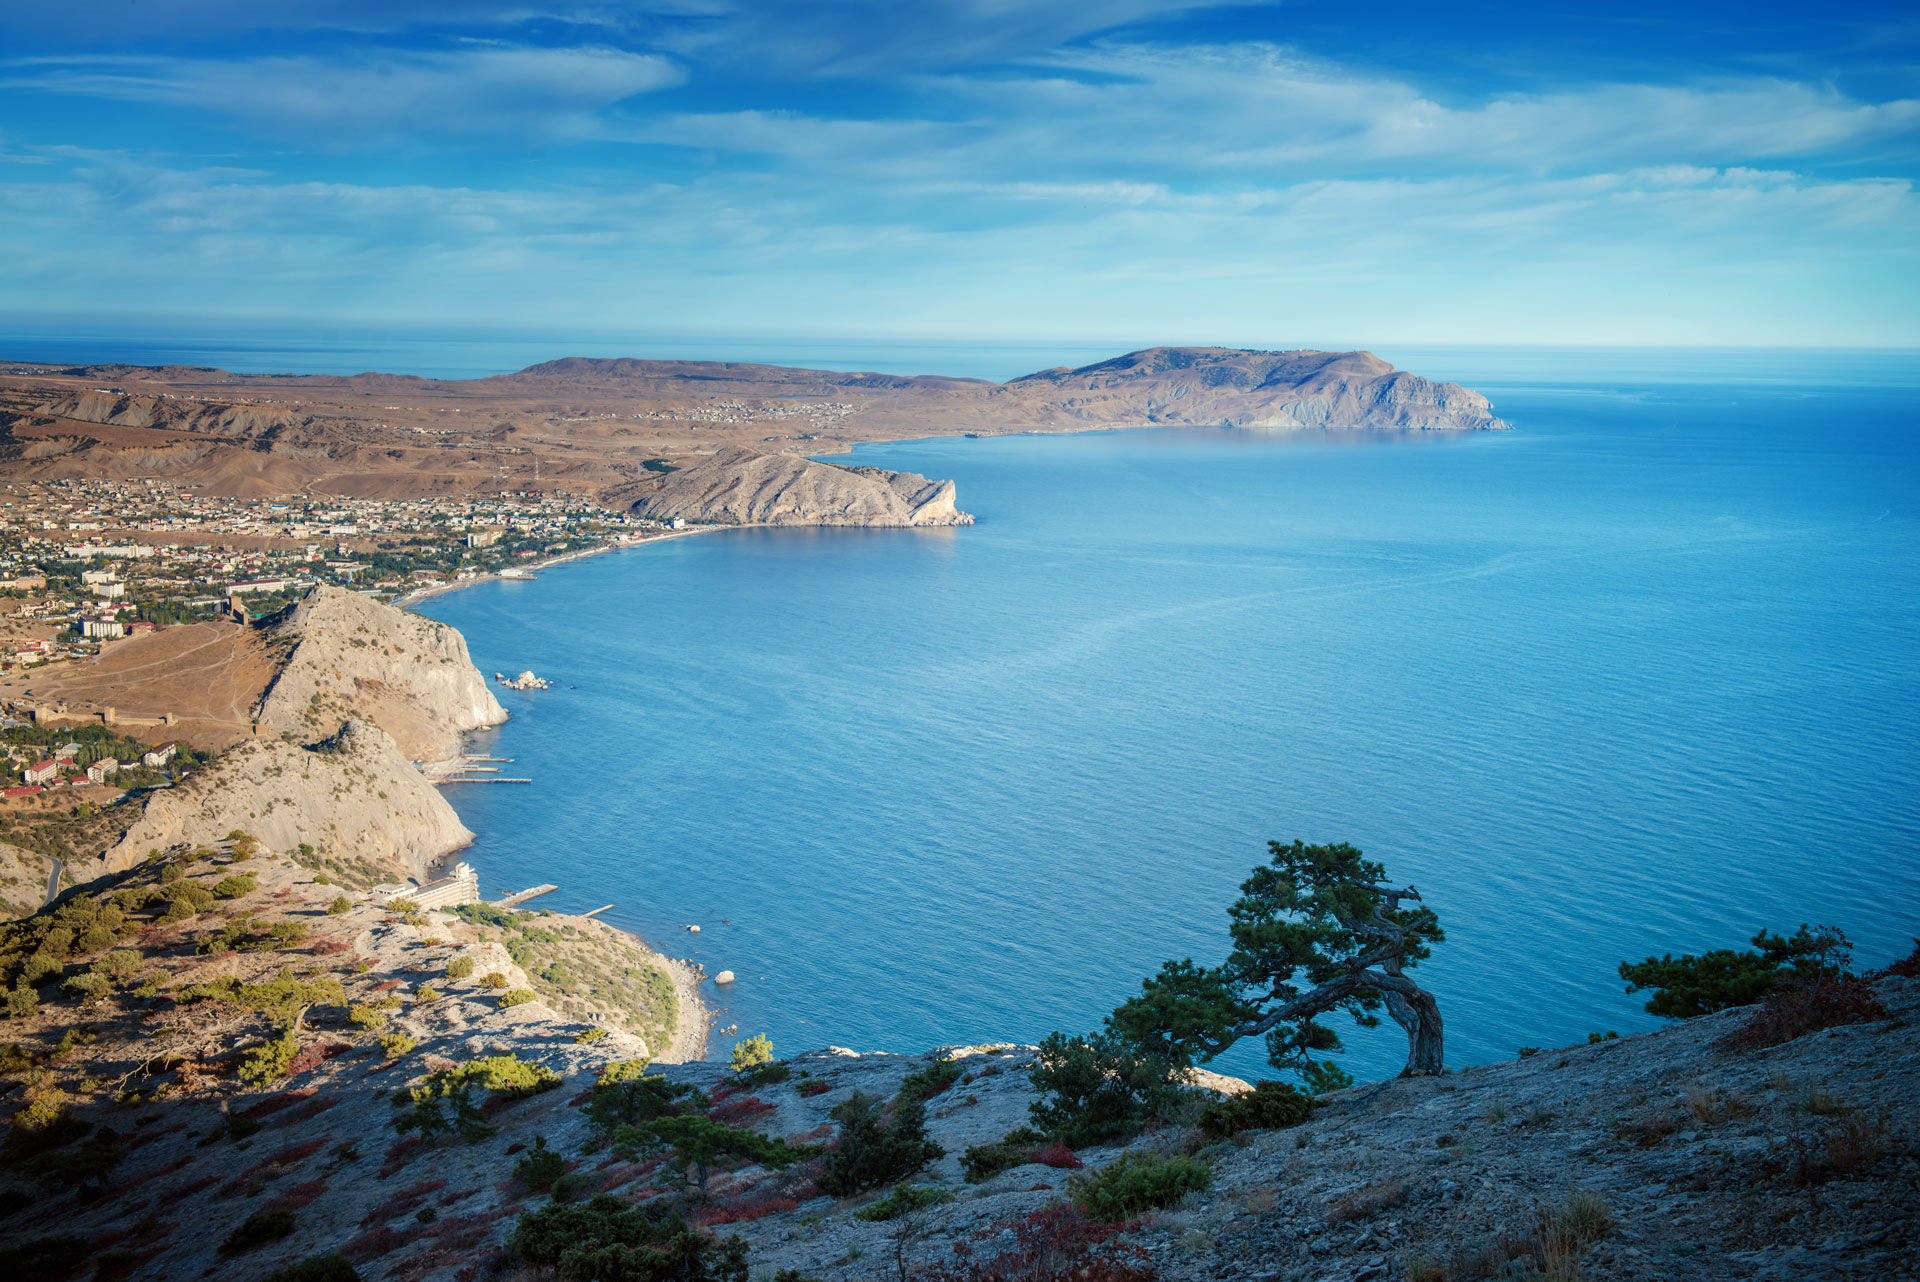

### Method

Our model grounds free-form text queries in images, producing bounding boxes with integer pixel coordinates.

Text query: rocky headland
[612,446,974,527]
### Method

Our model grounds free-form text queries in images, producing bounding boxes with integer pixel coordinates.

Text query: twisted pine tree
[1108,840,1446,1084]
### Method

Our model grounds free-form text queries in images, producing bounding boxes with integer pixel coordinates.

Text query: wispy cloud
[4,44,683,141]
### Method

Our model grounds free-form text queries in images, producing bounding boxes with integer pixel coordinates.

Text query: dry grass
[1685,1085,1749,1126]
[1326,1176,1405,1224]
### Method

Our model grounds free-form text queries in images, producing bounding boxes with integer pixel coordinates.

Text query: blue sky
[2,2,1917,348]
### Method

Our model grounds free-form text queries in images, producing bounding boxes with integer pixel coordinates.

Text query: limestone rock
[253,584,507,762]
[617,446,974,527]
[101,718,472,881]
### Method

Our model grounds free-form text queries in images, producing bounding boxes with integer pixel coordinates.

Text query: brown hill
[613,445,974,527]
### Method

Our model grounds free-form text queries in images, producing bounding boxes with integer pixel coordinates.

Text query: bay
[415,357,1920,1083]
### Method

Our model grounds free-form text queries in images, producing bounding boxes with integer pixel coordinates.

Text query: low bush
[645,1115,816,1190]
[479,971,508,989]
[797,1080,832,1098]
[1620,925,1853,1018]
[1714,977,1888,1052]
[507,1194,748,1282]
[444,956,474,980]
[1068,1150,1212,1220]
[1028,1032,1191,1148]
[916,1203,1155,1282]
[729,1033,774,1076]
[212,874,259,900]
[961,1127,1049,1184]
[575,1026,608,1044]
[455,1053,563,1099]
[263,1255,361,1282]
[589,1063,707,1136]
[220,1208,297,1256]
[1197,1081,1311,1139]
[855,1183,954,1222]
[240,1030,302,1087]
[815,1093,944,1197]
[497,988,538,1009]
[347,1004,389,1030]
[413,986,440,1003]
[326,897,352,915]
[378,1033,417,1060]
[897,1058,963,1105]
[515,1135,567,1192]
[60,972,110,1002]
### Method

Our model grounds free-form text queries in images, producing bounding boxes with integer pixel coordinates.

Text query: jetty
[582,904,614,918]
[492,884,557,910]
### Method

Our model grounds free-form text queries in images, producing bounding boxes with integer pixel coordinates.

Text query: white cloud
[3,44,683,141]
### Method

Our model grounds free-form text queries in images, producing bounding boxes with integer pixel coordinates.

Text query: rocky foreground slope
[1,825,1911,1282]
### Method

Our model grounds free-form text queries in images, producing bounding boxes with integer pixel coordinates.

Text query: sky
[2,1,1918,349]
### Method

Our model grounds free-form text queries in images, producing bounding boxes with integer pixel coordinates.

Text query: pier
[582,904,614,918]
[492,884,557,910]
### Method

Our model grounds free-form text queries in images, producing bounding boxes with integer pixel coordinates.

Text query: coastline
[408,533,724,1059]
[394,524,738,610]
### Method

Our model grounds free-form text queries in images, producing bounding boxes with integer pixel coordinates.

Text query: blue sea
[397,349,1920,1084]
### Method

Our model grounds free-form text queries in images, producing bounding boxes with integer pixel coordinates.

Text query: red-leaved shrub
[311,939,350,955]
[690,1190,800,1226]
[1715,977,1888,1052]
[1867,939,1920,981]
[709,1095,777,1126]
[1030,1142,1083,1170]
[798,1080,833,1097]
[920,1204,1154,1282]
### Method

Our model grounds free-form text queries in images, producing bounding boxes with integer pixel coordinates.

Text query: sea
[15,326,1918,1083]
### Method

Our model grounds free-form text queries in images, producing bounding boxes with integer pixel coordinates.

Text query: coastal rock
[100,718,472,881]
[252,584,508,762]
[616,446,975,527]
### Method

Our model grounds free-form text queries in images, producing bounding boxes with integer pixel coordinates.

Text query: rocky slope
[252,586,508,764]
[1,832,1911,1282]
[99,720,472,882]
[615,446,974,527]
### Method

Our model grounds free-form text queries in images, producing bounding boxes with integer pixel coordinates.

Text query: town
[0,478,680,675]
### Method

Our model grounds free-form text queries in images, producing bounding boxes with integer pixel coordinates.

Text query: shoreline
[394,524,738,610]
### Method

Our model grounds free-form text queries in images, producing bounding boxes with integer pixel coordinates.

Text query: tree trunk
[1380,981,1444,1075]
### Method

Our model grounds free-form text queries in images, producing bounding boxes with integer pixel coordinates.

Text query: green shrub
[383,897,419,914]
[479,971,508,989]
[347,1004,388,1030]
[212,874,258,900]
[960,1127,1046,1184]
[643,1115,815,1190]
[1068,1150,1212,1219]
[414,986,441,1003]
[60,972,110,1002]
[19,954,61,987]
[854,1184,953,1222]
[815,1093,944,1197]
[378,1032,417,1060]
[219,1208,296,1257]
[739,1060,791,1087]
[1196,1081,1311,1139]
[1619,925,1853,1019]
[1029,1032,1191,1147]
[507,1194,748,1282]
[239,1030,301,1087]
[326,896,351,915]
[455,1053,563,1099]
[575,1026,608,1044]
[78,925,117,952]
[263,1255,360,1282]
[498,988,538,1009]
[588,1062,705,1135]
[159,863,184,884]
[445,956,474,980]
[173,884,217,912]
[90,948,142,984]
[729,1033,774,1076]
[897,1058,963,1105]
[5,983,38,1020]
[516,1135,567,1192]
[312,873,333,886]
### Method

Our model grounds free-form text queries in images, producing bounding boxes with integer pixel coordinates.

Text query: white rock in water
[714,970,735,985]
[687,924,701,933]
[517,670,537,683]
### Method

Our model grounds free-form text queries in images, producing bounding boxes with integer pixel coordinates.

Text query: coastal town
[0,477,684,675]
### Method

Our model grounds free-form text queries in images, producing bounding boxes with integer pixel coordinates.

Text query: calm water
[412,361,1920,1083]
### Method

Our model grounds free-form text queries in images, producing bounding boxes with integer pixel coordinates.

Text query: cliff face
[618,445,975,527]
[101,719,472,882]
[999,347,1509,431]
[253,584,507,763]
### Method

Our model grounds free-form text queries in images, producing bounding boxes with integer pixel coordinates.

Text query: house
[142,742,177,768]
[127,621,156,635]
[23,760,57,785]
[52,743,81,762]
[79,618,126,639]
[86,759,118,784]
[3,785,42,798]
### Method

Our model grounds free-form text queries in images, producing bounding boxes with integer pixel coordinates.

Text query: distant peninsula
[0,347,1507,522]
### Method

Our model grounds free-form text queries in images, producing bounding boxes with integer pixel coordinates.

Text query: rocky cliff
[617,445,974,527]
[253,584,507,763]
[100,719,473,882]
